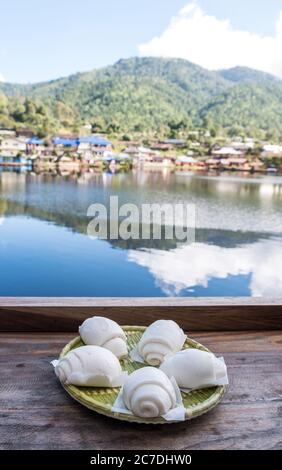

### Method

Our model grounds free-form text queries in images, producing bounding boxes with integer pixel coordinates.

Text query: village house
[123,146,140,156]
[137,146,160,161]
[205,158,221,169]
[211,146,245,158]
[220,157,250,171]
[77,142,93,161]
[161,138,186,148]
[129,146,166,167]
[230,140,254,152]
[78,136,112,156]
[16,128,35,139]
[0,128,16,137]
[0,137,26,156]
[150,142,173,151]
[0,136,28,165]
[53,136,79,150]
[261,144,282,158]
[53,135,112,160]
[175,155,205,169]
[26,137,45,156]
[140,153,175,168]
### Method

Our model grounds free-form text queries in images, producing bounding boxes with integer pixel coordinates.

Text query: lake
[0,168,282,296]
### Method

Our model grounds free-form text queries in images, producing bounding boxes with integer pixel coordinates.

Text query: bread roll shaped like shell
[54,345,126,387]
[123,367,177,418]
[160,348,228,390]
[137,320,186,366]
[79,316,128,359]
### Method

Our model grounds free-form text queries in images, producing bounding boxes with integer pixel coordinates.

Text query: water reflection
[1,169,282,296]
[1,169,282,234]
[128,238,282,297]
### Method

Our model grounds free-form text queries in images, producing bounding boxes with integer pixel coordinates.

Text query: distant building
[53,137,79,148]
[176,156,194,168]
[131,146,162,166]
[230,141,254,151]
[26,137,45,156]
[0,136,30,165]
[77,142,93,161]
[176,155,205,169]
[0,128,16,137]
[261,144,282,157]
[16,128,34,139]
[79,136,112,154]
[210,157,263,172]
[161,139,186,147]
[123,146,139,156]
[220,157,249,170]
[212,146,244,158]
[176,156,196,165]
[0,137,26,157]
[150,143,172,151]
[205,158,221,169]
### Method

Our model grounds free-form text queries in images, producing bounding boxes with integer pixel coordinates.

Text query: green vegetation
[200,82,282,141]
[218,66,280,84]
[0,57,282,140]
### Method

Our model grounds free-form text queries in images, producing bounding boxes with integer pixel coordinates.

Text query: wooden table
[1,330,281,450]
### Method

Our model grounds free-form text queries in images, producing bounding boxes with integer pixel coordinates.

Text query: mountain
[219,66,280,84]
[0,57,281,139]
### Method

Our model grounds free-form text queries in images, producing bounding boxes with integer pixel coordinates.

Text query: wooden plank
[0,297,281,332]
[0,331,281,450]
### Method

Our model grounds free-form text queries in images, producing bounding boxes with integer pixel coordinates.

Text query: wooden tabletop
[0,331,281,450]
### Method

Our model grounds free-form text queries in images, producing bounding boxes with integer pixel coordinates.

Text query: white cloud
[139,2,282,78]
[0,72,5,82]
[128,238,282,296]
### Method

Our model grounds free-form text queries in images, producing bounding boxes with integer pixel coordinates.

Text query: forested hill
[0,57,281,139]
[218,66,280,84]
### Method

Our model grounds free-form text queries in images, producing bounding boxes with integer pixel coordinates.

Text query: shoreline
[0,162,281,178]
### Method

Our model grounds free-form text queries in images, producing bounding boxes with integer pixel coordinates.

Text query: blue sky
[0,0,282,83]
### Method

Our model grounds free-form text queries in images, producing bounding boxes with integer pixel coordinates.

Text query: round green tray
[59,326,226,424]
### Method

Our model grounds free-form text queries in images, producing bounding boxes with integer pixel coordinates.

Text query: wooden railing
[0,297,281,331]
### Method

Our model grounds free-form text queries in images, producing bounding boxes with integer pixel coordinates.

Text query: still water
[0,168,282,296]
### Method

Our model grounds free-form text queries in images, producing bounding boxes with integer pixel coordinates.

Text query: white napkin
[111,376,186,422]
[129,345,146,364]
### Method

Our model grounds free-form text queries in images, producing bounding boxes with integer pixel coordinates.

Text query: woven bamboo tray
[59,326,227,424]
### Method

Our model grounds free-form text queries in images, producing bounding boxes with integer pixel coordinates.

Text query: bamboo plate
[59,326,227,424]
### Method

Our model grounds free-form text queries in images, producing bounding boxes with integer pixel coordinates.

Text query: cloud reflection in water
[128,238,282,297]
